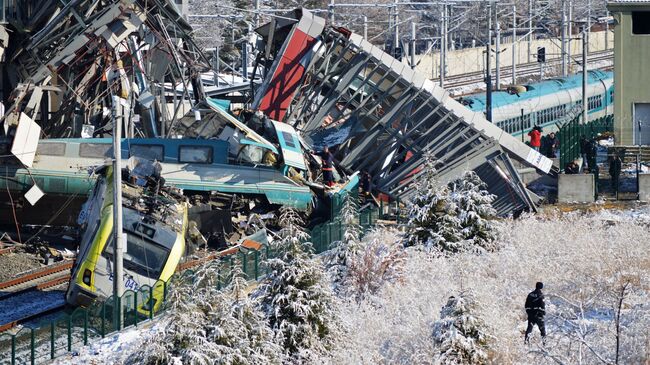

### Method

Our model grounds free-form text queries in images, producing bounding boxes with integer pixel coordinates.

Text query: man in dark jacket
[609,153,622,193]
[320,146,336,187]
[545,132,559,158]
[524,282,546,344]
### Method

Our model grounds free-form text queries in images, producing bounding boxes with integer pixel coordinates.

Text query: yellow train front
[66,167,187,315]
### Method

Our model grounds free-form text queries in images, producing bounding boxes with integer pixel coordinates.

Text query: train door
[633,103,650,145]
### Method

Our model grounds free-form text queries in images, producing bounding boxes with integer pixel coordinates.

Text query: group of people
[527,126,559,158]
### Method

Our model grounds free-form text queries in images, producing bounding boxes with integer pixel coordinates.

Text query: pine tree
[255,207,338,361]
[405,155,497,254]
[431,292,491,365]
[406,154,463,249]
[325,193,362,290]
[448,171,498,252]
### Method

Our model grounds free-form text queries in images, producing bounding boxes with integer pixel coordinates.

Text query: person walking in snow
[524,282,546,344]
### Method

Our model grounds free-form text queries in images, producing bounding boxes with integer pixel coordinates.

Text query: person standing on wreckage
[320,146,336,187]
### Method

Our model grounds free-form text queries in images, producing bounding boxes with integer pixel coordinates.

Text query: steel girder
[254,11,549,216]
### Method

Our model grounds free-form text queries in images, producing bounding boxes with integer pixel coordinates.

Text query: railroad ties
[0,261,73,332]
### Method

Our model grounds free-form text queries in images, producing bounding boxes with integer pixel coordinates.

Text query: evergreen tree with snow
[125,262,282,365]
[255,207,338,362]
[448,171,498,252]
[325,193,363,290]
[432,292,491,365]
[406,154,497,253]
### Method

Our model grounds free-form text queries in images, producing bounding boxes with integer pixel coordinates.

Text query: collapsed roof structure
[252,10,554,216]
[0,0,209,160]
[0,2,554,219]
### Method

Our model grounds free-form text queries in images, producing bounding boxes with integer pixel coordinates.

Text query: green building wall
[609,3,650,145]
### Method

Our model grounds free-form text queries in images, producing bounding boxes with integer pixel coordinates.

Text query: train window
[588,95,603,110]
[282,131,297,149]
[632,12,650,34]
[179,146,213,164]
[103,234,170,278]
[79,143,112,158]
[130,144,164,161]
[36,142,66,156]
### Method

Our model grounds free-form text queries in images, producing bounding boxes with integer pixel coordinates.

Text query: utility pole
[440,5,446,86]
[363,16,368,39]
[329,0,335,24]
[561,0,567,77]
[111,95,124,330]
[411,21,416,69]
[582,29,588,125]
[512,5,517,84]
[605,12,609,50]
[568,0,573,73]
[495,8,500,90]
[528,0,533,63]
[393,0,399,52]
[486,2,493,122]
[254,0,260,27]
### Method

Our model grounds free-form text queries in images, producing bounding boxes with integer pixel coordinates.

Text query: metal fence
[0,197,383,364]
[558,115,614,170]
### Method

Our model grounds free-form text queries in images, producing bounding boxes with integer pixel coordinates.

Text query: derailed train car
[66,166,187,312]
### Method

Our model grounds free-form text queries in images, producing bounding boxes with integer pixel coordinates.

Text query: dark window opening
[282,131,297,148]
[632,12,650,34]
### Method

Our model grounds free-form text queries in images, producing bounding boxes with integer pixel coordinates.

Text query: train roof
[459,70,613,112]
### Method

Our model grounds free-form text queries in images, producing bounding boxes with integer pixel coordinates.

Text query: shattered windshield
[102,233,170,278]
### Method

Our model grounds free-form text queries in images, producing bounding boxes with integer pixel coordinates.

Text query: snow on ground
[50,323,159,365]
[323,208,650,364]
[44,207,650,364]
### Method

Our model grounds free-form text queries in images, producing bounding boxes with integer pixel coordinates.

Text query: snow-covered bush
[323,209,650,364]
[326,194,363,290]
[406,155,497,253]
[345,228,405,300]
[432,292,491,365]
[255,207,339,362]
[125,262,282,365]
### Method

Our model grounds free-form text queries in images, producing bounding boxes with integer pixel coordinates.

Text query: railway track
[0,261,73,294]
[0,261,73,333]
[439,50,613,91]
[0,243,257,333]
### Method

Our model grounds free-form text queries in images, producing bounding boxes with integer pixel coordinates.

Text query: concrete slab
[639,174,650,202]
[558,173,596,203]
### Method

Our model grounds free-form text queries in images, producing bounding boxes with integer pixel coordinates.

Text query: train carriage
[66,166,187,314]
[460,70,614,138]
